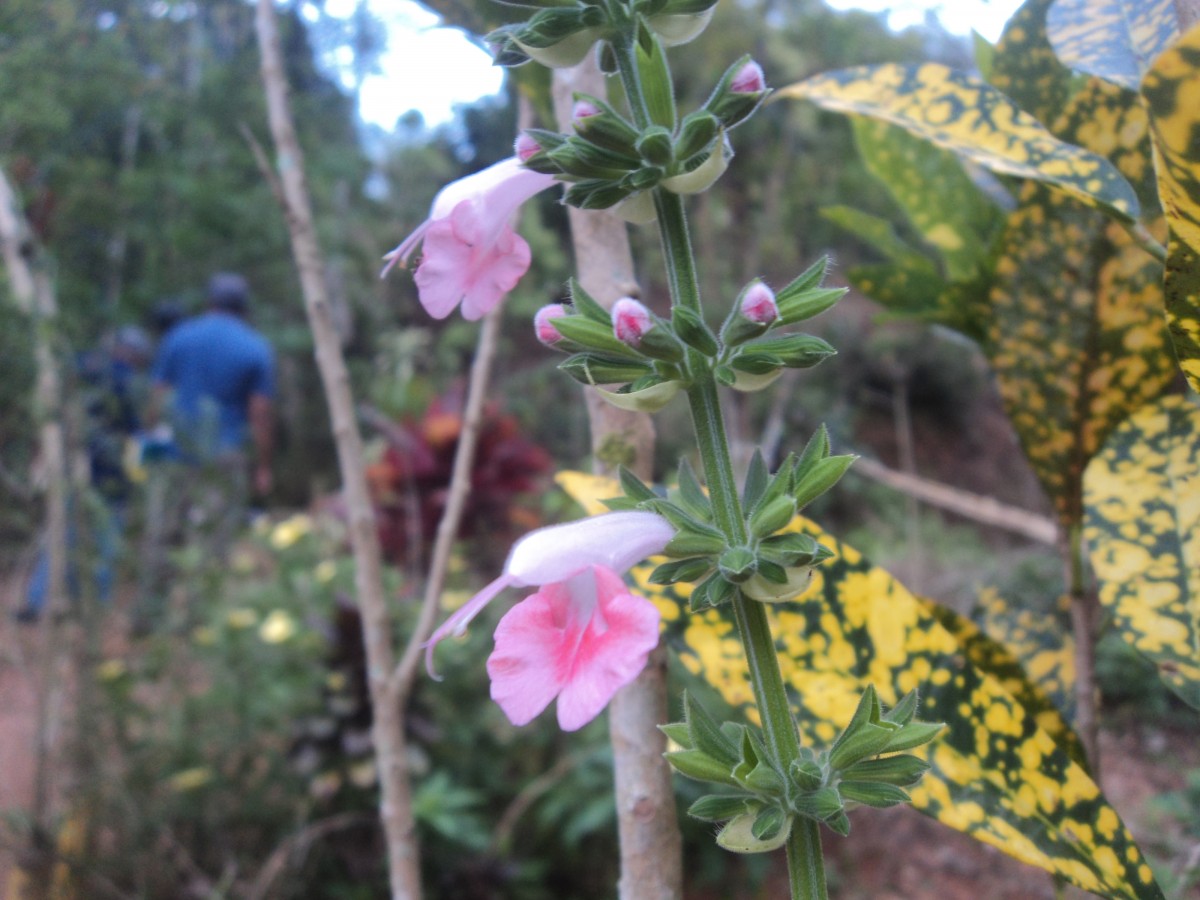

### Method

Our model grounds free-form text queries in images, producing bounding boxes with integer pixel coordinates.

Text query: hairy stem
[788,819,828,900]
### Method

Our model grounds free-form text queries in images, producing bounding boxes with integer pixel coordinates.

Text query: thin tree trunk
[252,5,421,898]
[0,166,70,899]
[552,57,683,900]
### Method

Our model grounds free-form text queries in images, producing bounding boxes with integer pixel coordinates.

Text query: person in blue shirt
[151,272,275,495]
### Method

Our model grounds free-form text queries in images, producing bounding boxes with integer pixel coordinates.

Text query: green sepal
[552,314,642,358]
[671,306,719,356]
[777,255,830,299]
[828,723,897,772]
[597,41,618,74]
[689,571,734,611]
[635,20,677,130]
[841,754,930,787]
[736,759,786,796]
[563,179,635,210]
[776,287,846,326]
[741,450,770,511]
[486,25,533,67]
[745,333,836,369]
[566,278,613,324]
[714,365,736,386]
[718,546,757,583]
[675,110,721,160]
[688,794,756,823]
[684,691,741,766]
[729,352,784,375]
[658,722,692,747]
[792,454,856,510]
[839,781,911,808]
[649,556,712,584]
[824,811,851,836]
[747,455,796,521]
[883,689,919,726]
[665,749,737,784]
[751,806,788,842]
[789,758,824,792]
[571,94,641,155]
[663,525,727,558]
[791,786,843,822]
[636,125,674,165]
[793,425,831,482]
[600,495,642,511]
[675,457,711,519]
[748,494,797,540]
[881,720,945,754]
[548,139,640,180]
[559,353,653,386]
[758,531,826,568]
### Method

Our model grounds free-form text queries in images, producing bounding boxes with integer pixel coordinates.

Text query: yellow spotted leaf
[1083,395,1200,709]
[1046,0,1179,91]
[927,592,1083,764]
[779,62,1141,224]
[987,78,1174,527]
[556,473,1163,899]
[988,0,1073,132]
[1142,23,1200,392]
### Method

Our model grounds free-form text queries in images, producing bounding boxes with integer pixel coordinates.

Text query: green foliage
[1084,395,1200,710]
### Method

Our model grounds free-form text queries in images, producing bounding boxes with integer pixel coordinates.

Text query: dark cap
[207,272,249,313]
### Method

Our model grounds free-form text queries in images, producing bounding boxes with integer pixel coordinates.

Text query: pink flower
[514,133,541,162]
[572,99,601,124]
[382,158,556,321]
[426,511,674,730]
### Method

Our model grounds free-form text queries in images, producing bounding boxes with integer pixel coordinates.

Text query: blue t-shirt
[152,311,274,456]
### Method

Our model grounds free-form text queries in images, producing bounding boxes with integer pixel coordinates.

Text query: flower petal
[505,511,674,587]
[425,573,516,677]
[459,226,532,321]
[413,218,473,318]
[487,583,572,726]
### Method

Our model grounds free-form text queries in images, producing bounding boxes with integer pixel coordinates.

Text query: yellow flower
[227,608,258,629]
[270,514,312,550]
[96,659,127,681]
[168,767,213,792]
[314,560,337,584]
[192,626,217,646]
[259,609,298,644]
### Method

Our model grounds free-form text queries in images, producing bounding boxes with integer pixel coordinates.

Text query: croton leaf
[986,78,1174,528]
[1083,395,1200,709]
[927,591,1083,764]
[850,117,1005,282]
[1046,0,1179,91]
[988,0,1073,133]
[555,472,1163,899]
[1142,23,1200,393]
[778,61,1140,225]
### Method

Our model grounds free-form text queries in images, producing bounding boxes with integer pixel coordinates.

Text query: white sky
[347,0,1026,130]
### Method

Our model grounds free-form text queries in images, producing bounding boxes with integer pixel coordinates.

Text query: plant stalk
[788,819,828,900]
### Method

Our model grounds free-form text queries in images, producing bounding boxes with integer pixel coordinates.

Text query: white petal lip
[506,511,674,586]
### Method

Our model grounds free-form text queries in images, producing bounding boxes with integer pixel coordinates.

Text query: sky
[346,0,1027,130]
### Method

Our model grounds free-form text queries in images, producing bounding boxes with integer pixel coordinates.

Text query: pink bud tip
[534,304,569,345]
[612,297,654,346]
[572,99,601,125]
[515,133,541,162]
[731,61,766,94]
[740,282,778,324]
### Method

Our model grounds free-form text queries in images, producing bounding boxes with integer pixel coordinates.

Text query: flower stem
[788,819,828,900]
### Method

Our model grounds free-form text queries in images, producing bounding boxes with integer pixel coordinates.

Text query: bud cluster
[662,688,942,853]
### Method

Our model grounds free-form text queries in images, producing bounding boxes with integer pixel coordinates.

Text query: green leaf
[676,457,712,520]
[684,691,740,766]
[1142,24,1200,392]
[1045,0,1179,91]
[986,77,1175,527]
[1084,395,1200,709]
[851,116,1004,281]
[779,62,1141,223]
[688,794,754,822]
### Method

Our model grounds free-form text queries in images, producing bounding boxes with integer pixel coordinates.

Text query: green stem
[787,819,828,900]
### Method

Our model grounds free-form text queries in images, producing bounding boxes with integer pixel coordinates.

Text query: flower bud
[573,99,601,124]
[534,304,569,346]
[731,60,766,94]
[612,297,655,347]
[741,282,778,324]
[515,133,542,162]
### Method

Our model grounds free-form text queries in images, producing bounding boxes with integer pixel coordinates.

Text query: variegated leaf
[555,472,1163,899]
[987,78,1174,527]
[1142,23,1200,392]
[988,0,1074,133]
[1046,0,1179,90]
[778,62,1140,224]
[1083,395,1200,709]
[851,117,1005,281]
[927,593,1083,764]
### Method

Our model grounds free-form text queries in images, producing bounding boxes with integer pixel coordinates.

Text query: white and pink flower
[426,511,674,731]
[382,157,556,321]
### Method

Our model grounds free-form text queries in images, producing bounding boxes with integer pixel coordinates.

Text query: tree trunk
[252,5,421,897]
[552,57,684,900]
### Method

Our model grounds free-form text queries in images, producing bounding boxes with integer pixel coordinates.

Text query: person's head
[112,325,153,368]
[150,297,186,336]
[207,272,250,317]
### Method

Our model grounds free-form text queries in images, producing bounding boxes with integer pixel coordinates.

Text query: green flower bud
[704,55,770,129]
[716,811,791,854]
[596,379,683,412]
[662,135,731,194]
[636,126,675,166]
